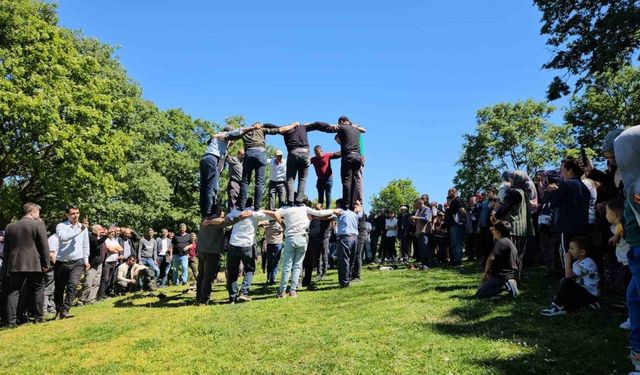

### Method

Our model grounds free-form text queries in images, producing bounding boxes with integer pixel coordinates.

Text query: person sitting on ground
[541,236,600,316]
[115,256,146,295]
[475,221,519,299]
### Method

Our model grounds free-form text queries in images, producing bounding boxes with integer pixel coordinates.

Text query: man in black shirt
[475,221,519,298]
[78,224,106,305]
[324,116,366,210]
[171,223,193,286]
[279,122,336,206]
[445,188,466,266]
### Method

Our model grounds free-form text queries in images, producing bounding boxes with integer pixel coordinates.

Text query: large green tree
[453,133,501,200]
[564,66,640,151]
[453,99,574,196]
[0,0,232,232]
[370,179,419,214]
[534,0,640,100]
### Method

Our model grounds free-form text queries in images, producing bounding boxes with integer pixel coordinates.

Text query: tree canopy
[534,0,640,100]
[453,99,574,197]
[370,179,420,214]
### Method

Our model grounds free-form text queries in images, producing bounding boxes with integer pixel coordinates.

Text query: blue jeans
[316,177,333,208]
[627,246,640,351]
[279,236,307,293]
[226,245,255,300]
[266,243,283,283]
[199,154,221,218]
[140,257,160,279]
[172,255,189,285]
[337,235,358,287]
[239,148,267,209]
[158,256,172,286]
[449,224,465,265]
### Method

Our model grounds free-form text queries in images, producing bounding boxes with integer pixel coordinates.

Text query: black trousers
[554,278,597,310]
[340,154,362,210]
[383,236,397,259]
[54,259,84,313]
[98,261,117,299]
[5,272,45,325]
[303,236,322,286]
[196,253,221,304]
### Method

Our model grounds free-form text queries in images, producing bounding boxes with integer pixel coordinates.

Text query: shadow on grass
[423,266,629,374]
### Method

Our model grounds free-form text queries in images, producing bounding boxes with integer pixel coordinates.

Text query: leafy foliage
[564,66,640,151]
[454,100,574,197]
[534,0,640,100]
[370,178,419,213]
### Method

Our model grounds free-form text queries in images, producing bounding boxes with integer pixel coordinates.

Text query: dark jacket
[89,233,107,267]
[548,178,590,234]
[4,217,50,272]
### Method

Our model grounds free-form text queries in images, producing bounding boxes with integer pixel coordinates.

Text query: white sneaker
[505,279,519,298]
[621,318,632,331]
[541,303,566,317]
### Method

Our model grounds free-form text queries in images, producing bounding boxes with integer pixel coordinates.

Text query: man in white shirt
[384,211,398,261]
[272,203,335,298]
[54,205,90,319]
[44,233,58,314]
[225,198,269,303]
[154,228,172,286]
[267,150,287,210]
[97,226,123,300]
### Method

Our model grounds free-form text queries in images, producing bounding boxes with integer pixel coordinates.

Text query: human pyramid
[196,115,367,304]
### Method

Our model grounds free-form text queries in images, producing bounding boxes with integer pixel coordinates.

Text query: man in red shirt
[310,145,341,208]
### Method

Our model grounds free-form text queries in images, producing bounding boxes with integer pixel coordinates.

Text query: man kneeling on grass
[475,221,519,299]
[541,235,600,316]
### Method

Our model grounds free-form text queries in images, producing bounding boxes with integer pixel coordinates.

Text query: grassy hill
[0,264,629,374]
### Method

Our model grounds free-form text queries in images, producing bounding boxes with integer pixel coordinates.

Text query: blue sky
[56,0,567,210]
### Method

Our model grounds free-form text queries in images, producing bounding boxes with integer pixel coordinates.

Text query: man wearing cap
[267,150,287,210]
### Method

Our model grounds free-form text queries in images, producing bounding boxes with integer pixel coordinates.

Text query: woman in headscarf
[494,170,535,282]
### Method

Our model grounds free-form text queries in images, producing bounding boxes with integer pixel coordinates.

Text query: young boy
[606,198,632,329]
[475,221,519,299]
[541,236,600,316]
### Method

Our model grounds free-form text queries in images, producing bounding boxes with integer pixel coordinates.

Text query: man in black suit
[3,203,50,327]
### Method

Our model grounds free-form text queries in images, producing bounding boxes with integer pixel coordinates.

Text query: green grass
[0,263,630,374]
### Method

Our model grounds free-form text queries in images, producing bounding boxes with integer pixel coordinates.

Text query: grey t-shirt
[139,237,156,259]
[226,156,243,182]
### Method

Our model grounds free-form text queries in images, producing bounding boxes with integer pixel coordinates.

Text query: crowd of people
[1,118,639,371]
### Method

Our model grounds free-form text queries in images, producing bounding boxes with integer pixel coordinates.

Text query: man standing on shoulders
[3,203,49,327]
[238,122,299,210]
[310,145,341,208]
[267,150,287,210]
[54,205,89,319]
[201,125,258,218]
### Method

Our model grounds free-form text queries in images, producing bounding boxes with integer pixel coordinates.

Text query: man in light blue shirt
[54,205,89,319]
[335,198,363,287]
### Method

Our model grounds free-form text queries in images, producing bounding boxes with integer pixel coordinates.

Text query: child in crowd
[541,236,600,316]
[475,221,519,299]
[606,198,632,330]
